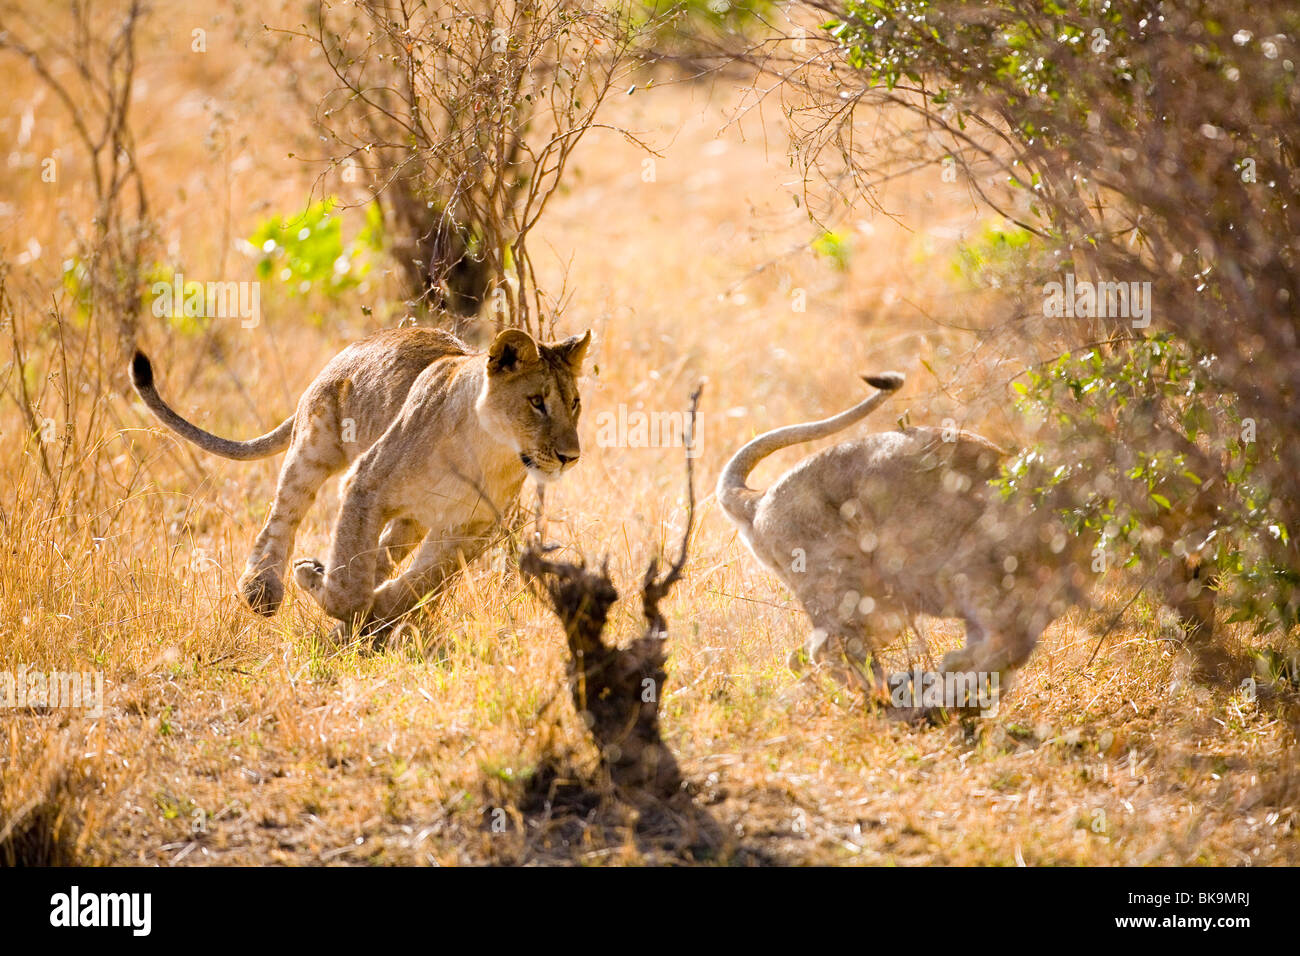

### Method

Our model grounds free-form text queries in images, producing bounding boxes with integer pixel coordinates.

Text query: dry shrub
[0,0,153,368]
[279,0,660,334]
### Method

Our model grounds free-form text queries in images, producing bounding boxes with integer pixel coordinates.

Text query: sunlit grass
[0,0,1295,866]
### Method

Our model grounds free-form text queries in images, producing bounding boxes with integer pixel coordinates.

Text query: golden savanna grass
[0,1,1296,865]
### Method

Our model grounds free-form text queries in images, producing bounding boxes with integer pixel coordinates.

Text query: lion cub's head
[476,328,591,482]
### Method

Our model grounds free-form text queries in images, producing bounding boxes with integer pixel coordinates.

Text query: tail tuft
[862,371,904,391]
[130,350,153,390]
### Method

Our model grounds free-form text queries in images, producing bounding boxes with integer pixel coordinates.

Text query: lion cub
[717,373,1216,701]
[132,325,589,630]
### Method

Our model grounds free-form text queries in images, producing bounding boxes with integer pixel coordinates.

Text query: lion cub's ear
[548,329,591,374]
[487,329,541,374]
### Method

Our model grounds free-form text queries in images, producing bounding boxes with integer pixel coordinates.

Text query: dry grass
[0,1,1295,866]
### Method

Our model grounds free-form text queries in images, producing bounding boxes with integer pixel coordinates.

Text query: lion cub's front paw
[293,557,325,595]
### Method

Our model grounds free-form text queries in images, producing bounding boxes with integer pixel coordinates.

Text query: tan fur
[132,326,590,629]
[717,373,1209,698]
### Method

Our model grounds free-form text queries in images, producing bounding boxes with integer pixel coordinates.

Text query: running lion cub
[132,325,590,633]
[716,372,1209,703]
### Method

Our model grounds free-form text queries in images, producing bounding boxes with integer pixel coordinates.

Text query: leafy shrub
[246,198,383,298]
[638,0,774,37]
[998,334,1296,633]
[812,229,852,271]
[951,220,1036,289]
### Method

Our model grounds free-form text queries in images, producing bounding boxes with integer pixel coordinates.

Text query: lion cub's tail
[716,371,904,530]
[130,351,294,460]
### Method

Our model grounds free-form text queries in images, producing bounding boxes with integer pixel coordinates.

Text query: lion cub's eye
[529,395,546,413]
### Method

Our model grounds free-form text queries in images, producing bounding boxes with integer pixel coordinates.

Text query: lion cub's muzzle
[520,444,580,481]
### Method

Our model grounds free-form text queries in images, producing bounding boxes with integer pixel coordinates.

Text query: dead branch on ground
[520,384,702,797]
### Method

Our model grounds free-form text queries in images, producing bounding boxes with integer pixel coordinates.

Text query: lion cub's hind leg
[292,548,389,650]
[239,417,346,615]
[291,518,425,639]
[938,606,991,676]
[942,609,1045,713]
[292,556,326,598]
[373,517,427,585]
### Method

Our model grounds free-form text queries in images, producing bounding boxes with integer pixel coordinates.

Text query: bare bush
[282,0,657,336]
[0,0,153,364]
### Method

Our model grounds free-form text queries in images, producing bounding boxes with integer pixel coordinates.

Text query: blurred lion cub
[717,372,1212,703]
